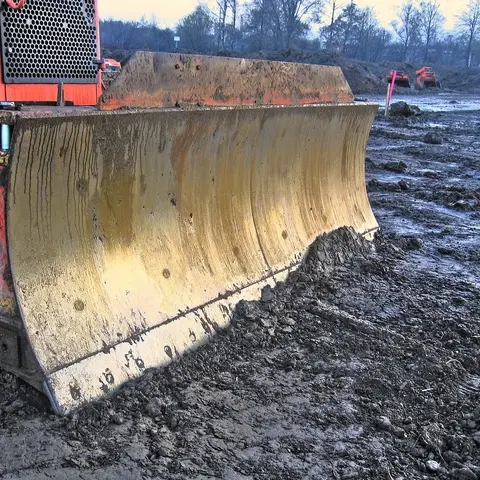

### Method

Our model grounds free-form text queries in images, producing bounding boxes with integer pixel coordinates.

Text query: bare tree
[242,0,278,50]
[100,0,480,67]
[177,5,215,52]
[215,0,241,50]
[229,0,238,30]
[355,7,379,60]
[323,0,341,51]
[391,0,421,61]
[458,0,480,66]
[259,0,266,48]
[217,0,229,49]
[270,0,324,48]
[258,0,266,48]
[228,0,239,49]
[339,2,360,55]
[418,0,444,62]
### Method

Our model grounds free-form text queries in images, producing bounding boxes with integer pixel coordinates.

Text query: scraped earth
[1,98,480,479]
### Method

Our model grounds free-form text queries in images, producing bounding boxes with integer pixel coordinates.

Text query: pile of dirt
[101,48,387,94]
[431,65,480,94]
[416,185,480,211]
[1,224,480,479]
[388,101,422,117]
[241,49,398,94]
[101,49,132,64]
[100,71,120,89]
[102,47,480,95]
[244,50,480,95]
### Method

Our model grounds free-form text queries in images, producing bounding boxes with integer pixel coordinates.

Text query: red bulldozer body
[386,70,411,88]
[415,66,441,89]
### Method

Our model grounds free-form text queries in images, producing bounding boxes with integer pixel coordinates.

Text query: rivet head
[74,299,85,311]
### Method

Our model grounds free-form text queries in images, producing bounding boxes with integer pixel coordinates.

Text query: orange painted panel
[3,83,99,106]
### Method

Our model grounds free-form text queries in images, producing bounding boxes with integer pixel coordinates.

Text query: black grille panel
[0,0,98,84]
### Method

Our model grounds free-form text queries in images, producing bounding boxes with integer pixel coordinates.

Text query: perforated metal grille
[0,0,98,84]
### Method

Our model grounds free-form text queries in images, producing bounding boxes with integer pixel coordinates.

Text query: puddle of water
[366,93,480,113]
[384,173,415,182]
[446,177,467,183]
[406,253,480,285]
[459,223,480,231]
[368,145,407,152]
[374,196,477,232]
[412,199,471,220]
[376,173,420,183]
[427,161,458,168]
[374,208,429,236]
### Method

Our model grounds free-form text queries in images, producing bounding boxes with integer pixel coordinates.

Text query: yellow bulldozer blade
[0,53,378,414]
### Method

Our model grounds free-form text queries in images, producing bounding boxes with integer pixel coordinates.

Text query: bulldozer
[415,66,441,89]
[386,70,411,88]
[0,0,378,415]
[103,58,122,72]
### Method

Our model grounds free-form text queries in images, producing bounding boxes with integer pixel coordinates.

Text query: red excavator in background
[386,70,411,88]
[103,58,122,72]
[415,66,441,89]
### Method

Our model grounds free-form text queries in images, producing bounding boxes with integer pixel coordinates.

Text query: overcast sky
[99,0,469,31]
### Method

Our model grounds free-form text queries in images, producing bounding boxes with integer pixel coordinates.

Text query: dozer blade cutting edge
[0,53,379,414]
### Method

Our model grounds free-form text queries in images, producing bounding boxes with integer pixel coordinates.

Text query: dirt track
[1,96,480,479]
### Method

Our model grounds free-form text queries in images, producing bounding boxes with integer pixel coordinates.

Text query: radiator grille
[0,0,98,84]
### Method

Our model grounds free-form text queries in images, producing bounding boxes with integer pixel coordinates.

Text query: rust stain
[93,120,137,252]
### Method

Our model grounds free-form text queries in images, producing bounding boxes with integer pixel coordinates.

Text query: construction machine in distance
[386,70,411,88]
[415,66,441,89]
[103,58,122,72]
[0,0,379,415]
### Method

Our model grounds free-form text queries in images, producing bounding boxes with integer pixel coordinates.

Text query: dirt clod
[383,160,408,173]
[424,132,443,144]
[451,467,478,480]
[389,101,422,117]
[426,460,441,472]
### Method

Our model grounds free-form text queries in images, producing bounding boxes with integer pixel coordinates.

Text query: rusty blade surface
[7,102,377,413]
[99,52,354,110]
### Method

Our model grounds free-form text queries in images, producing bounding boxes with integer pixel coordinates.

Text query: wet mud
[1,97,480,479]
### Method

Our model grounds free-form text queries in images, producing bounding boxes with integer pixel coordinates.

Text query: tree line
[100,0,480,67]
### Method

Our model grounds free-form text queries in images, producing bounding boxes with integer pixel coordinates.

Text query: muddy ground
[1,97,480,479]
